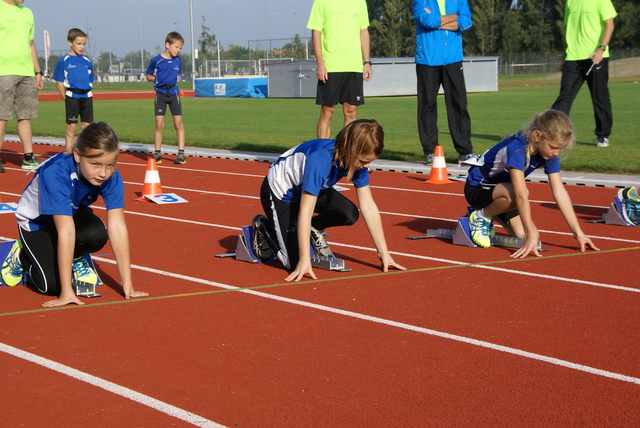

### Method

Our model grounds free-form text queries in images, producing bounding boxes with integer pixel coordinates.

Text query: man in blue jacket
[413,0,474,165]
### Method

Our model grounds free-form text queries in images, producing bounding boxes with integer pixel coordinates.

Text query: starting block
[0,241,102,297]
[409,217,546,251]
[588,195,635,226]
[71,253,102,298]
[217,224,350,271]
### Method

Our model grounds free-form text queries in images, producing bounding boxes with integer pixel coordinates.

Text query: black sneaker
[251,215,276,261]
[310,226,333,257]
[152,152,162,164]
[174,154,186,164]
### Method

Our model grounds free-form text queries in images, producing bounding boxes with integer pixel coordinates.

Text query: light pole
[189,0,195,89]
[138,0,144,74]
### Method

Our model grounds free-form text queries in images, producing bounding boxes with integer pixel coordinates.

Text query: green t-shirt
[564,0,617,61]
[0,1,35,77]
[307,0,370,73]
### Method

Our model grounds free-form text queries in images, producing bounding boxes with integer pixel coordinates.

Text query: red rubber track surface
[38,90,195,102]
[1,142,639,427]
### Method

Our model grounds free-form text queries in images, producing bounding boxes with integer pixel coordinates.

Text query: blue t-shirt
[52,54,94,98]
[146,54,181,95]
[16,152,125,231]
[267,139,370,203]
[466,134,561,186]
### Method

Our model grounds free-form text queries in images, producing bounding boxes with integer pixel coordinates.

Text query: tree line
[39,2,638,76]
[367,0,639,58]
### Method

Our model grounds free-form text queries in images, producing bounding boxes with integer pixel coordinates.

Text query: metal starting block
[72,279,101,298]
[216,224,350,271]
[310,254,351,272]
[588,195,635,226]
[409,217,547,251]
[71,253,102,298]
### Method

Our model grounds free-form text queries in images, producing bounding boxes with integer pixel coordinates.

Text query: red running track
[1,142,639,427]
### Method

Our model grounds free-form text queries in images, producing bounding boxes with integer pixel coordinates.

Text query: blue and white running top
[466,134,561,187]
[16,152,125,232]
[267,139,370,203]
[146,54,181,95]
[52,54,94,98]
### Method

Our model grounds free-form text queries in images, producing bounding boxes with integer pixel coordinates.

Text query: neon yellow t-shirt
[307,0,370,73]
[564,0,617,61]
[0,1,35,77]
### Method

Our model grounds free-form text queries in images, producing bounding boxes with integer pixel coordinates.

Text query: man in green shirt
[551,0,617,148]
[307,0,372,139]
[0,0,43,172]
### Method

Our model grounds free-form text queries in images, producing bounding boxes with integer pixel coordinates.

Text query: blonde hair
[333,119,384,181]
[522,110,575,166]
[66,122,119,158]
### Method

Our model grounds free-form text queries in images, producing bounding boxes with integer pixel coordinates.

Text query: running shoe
[468,210,493,248]
[425,153,434,166]
[1,240,24,286]
[72,256,98,285]
[310,226,333,257]
[152,152,162,164]
[458,153,478,166]
[21,156,41,170]
[0,161,5,173]
[596,137,610,148]
[617,187,640,226]
[251,214,275,261]
[174,154,187,164]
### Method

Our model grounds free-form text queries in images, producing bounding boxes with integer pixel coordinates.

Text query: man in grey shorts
[0,0,43,173]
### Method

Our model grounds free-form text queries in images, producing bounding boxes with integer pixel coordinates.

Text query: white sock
[476,209,490,220]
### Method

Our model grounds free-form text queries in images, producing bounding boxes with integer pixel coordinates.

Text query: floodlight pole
[189,0,195,90]
[138,0,144,73]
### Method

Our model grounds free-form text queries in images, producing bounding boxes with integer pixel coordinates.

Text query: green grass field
[11,79,640,175]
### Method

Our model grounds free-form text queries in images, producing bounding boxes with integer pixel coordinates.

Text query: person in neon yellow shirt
[551,0,617,148]
[0,0,43,172]
[307,0,372,139]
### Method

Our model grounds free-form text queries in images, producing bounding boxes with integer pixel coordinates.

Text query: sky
[28,0,313,59]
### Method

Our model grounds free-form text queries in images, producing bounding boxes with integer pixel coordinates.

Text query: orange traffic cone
[136,158,163,201]
[425,145,453,184]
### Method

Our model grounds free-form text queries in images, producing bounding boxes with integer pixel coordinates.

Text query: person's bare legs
[316,104,336,139]
[342,102,358,129]
[172,115,185,150]
[154,115,165,151]
[65,122,78,150]
[17,119,34,154]
[482,183,528,238]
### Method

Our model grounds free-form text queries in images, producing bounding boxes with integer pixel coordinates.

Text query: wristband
[363,61,372,65]
[35,71,43,76]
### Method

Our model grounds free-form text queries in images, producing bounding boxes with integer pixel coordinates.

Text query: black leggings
[260,177,359,269]
[19,207,108,296]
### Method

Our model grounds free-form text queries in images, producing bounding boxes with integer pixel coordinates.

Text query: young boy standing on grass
[146,31,186,164]
[52,28,94,150]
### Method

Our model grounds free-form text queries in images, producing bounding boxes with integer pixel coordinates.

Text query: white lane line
[0,342,225,428]
[94,257,640,386]
[335,242,640,293]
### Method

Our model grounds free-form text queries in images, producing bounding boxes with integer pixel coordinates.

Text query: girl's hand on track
[576,234,600,252]
[126,290,149,299]
[510,238,542,259]
[42,295,84,308]
[285,259,317,282]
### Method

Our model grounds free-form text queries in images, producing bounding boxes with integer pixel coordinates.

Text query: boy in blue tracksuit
[52,28,94,150]
[146,31,186,165]
[413,0,475,165]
